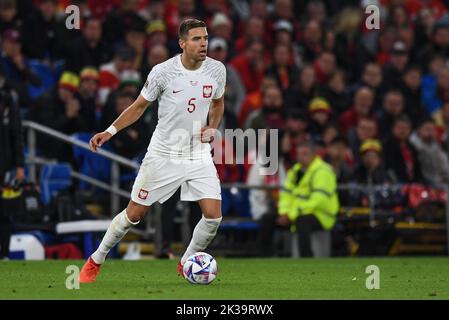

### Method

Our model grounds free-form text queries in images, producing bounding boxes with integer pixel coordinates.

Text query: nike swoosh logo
[173,89,184,94]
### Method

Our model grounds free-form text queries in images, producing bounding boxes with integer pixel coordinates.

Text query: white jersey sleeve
[213,63,226,99]
[140,66,162,102]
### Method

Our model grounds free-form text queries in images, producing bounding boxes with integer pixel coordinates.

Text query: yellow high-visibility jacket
[278,157,339,230]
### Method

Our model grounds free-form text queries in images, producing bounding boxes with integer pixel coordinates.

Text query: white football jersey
[140,54,226,160]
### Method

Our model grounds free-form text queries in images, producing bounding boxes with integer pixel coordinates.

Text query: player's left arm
[201,95,224,143]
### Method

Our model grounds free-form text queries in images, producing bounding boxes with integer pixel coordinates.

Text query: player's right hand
[89,132,112,152]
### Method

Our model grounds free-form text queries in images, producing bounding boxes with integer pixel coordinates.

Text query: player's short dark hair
[178,19,206,39]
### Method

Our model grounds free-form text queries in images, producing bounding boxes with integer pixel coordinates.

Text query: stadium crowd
[2,0,449,253]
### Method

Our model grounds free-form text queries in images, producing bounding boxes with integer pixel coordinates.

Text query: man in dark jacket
[383,115,423,183]
[0,70,24,259]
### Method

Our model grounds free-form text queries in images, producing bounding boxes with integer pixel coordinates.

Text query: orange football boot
[177,260,184,278]
[79,257,101,283]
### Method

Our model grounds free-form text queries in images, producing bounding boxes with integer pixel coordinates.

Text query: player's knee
[202,210,222,220]
[126,201,149,222]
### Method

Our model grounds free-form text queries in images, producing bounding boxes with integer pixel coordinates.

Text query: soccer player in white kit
[79,19,226,283]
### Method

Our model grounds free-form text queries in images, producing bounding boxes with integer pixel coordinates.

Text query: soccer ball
[183,252,218,285]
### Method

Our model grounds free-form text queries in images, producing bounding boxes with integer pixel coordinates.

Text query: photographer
[0,66,24,259]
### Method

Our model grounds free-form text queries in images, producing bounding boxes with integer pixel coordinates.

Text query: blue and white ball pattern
[183,252,218,285]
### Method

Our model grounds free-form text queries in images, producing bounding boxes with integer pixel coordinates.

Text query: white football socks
[181,216,222,264]
[91,210,139,264]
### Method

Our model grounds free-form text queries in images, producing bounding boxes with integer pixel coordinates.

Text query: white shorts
[130,156,221,206]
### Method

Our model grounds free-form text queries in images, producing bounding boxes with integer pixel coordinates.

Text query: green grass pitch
[1,258,449,299]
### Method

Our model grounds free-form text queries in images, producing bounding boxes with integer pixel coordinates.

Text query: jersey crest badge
[138,188,149,200]
[203,85,212,98]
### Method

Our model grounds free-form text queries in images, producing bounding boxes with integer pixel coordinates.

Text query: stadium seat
[71,133,111,190]
[221,188,251,217]
[39,163,72,205]
[27,60,58,100]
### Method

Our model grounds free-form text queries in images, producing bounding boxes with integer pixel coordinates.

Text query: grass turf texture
[0,258,449,299]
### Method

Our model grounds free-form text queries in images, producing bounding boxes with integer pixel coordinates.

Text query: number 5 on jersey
[187,98,196,113]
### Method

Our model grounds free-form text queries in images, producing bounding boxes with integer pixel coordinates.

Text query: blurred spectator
[53,94,86,135]
[0,0,21,34]
[382,41,410,89]
[375,26,397,66]
[437,102,449,153]
[348,118,378,166]
[267,0,300,44]
[339,86,375,135]
[418,16,449,70]
[400,65,427,126]
[245,85,284,130]
[321,123,339,147]
[305,0,327,25]
[278,140,339,257]
[319,68,351,117]
[52,72,87,135]
[414,7,437,47]
[101,69,141,121]
[230,38,265,93]
[102,0,146,45]
[422,66,449,115]
[249,0,268,20]
[0,69,24,260]
[272,19,301,67]
[20,0,66,61]
[27,71,78,157]
[166,0,197,39]
[397,27,415,60]
[146,20,168,52]
[235,16,264,54]
[141,0,165,22]
[201,0,230,24]
[124,18,146,71]
[299,19,323,63]
[209,13,234,55]
[313,51,337,85]
[76,66,99,132]
[334,7,368,81]
[86,0,120,20]
[324,136,353,184]
[65,17,112,73]
[265,43,299,94]
[238,75,276,127]
[352,62,385,111]
[282,110,310,167]
[307,97,332,141]
[98,45,135,106]
[285,64,318,111]
[377,90,406,140]
[384,115,423,183]
[208,37,245,119]
[352,139,391,184]
[118,70,141,96]
[48,71,89,166]
[387,5,409,28]
[0,29,41,108]
[410,118,449,185]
